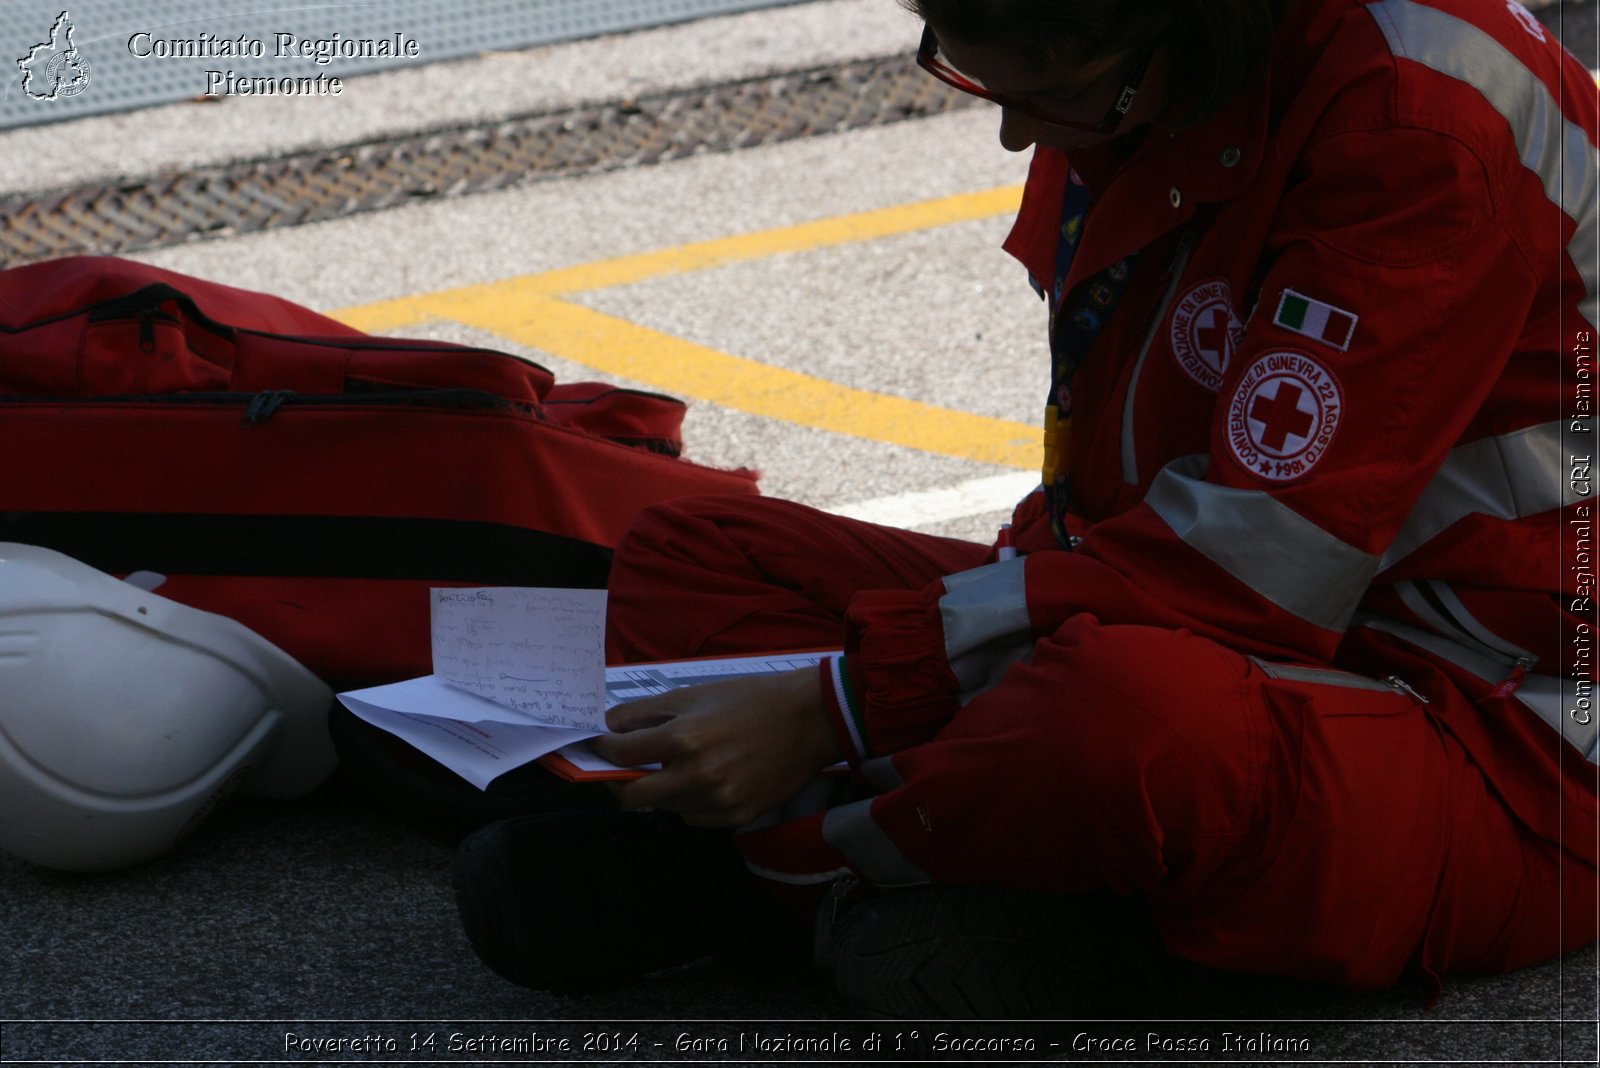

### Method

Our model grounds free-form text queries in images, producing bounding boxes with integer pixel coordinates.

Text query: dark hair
[902,0,1296,121]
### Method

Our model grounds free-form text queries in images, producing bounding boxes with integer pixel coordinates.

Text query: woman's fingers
[587,668,839,826]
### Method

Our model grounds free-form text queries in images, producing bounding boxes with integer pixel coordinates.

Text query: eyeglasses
[917,24,1154,134]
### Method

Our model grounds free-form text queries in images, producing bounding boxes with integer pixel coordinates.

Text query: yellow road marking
[529,186,1028,295]
[333,185,1038,469]
[460,292,1037,468]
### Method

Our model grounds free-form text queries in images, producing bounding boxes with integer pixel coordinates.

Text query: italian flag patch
[1273,289,1358,351]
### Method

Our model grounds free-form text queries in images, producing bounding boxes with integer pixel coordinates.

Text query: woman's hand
[590,667,842,828]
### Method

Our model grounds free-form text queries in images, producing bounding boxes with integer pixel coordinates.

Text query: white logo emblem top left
[18,11,91,100]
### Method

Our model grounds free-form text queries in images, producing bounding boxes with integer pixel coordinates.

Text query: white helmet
[0,543,336,871]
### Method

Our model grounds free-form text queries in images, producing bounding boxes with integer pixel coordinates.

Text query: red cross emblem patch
[1170,279,1243,392]
[1226,351,1344,483]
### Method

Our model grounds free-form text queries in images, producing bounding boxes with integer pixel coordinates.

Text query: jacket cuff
[846,588,964,755]
[819,655,869,764]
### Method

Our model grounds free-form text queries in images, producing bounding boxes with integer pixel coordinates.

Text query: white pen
[997,523,1017,561]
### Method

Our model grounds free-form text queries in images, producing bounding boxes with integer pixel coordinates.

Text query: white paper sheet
[431,586,607,731]
[338,600,836,789]
[340,687,603,790]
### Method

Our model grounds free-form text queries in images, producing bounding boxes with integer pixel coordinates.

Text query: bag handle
[77,283,241,395]
[85,283,237,343]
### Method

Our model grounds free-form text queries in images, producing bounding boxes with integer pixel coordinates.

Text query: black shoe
[820,885,1170,1019]
[452,809,779,991]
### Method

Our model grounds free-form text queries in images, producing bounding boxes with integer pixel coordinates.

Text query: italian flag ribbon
[1274,289,1358,351]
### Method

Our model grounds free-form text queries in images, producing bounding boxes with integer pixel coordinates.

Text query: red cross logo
[1195,308,1232,359]
[1170,281,1240,391]
[1227,353,1344,483]
[1249,382,1315,450]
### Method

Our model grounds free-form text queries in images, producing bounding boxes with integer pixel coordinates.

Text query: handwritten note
[430,587,607,730]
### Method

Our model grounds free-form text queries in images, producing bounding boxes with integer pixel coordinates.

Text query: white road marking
[824,470,1042,530]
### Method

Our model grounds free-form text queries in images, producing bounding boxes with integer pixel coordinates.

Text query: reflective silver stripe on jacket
[1360,613,1598,763]
[939,557,1034,705]
[1391,578,1538,665]
[821,798,932,888]
[1145,455,1379,633]
[1381,421,1578,569]
[1369,0,1600,330]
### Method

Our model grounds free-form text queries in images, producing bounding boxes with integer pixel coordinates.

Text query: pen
[997,523,1017,561]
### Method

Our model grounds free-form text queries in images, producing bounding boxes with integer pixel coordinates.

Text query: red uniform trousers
[607,495,1596,991]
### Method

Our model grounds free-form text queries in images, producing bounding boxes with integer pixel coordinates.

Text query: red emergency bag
[0,256,759,689]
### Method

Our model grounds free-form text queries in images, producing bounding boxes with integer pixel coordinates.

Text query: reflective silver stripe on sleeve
[939,557,1034,704]
[1380,421,1576,569]
[1369,0,1600,330]
[1146,455,1379,633]
[821,797,931,888]
[1360,614,1597,763]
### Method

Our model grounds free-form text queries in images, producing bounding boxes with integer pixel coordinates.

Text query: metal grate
[0,53,980,266]
[0,0,811,130]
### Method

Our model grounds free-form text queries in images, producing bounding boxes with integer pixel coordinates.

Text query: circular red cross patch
[1226,351,1344,483]
[1169,278,1242,392]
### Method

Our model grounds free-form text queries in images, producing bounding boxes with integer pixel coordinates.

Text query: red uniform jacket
[821,0,1599,856]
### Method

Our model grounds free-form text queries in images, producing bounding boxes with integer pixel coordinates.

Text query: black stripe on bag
[0,513,612,587]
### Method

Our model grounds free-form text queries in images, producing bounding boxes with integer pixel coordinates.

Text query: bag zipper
[240,388,529,424]
[235,328,552,371]
[0,388,527,426]
[242,389,295,425]
[14,282,558,379]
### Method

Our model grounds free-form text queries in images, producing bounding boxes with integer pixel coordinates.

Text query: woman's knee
[912,620,1266,889]
[1025,620,1261,802]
